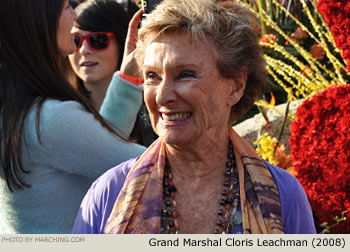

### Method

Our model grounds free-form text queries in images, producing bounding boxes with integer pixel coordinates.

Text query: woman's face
[143,33,245,146]
[68,27,120,85]
[57,0,77,56]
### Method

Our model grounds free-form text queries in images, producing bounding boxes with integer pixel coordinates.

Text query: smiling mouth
[161,112,192,122]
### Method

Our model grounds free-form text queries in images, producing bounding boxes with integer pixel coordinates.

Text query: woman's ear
[227,67,247,106]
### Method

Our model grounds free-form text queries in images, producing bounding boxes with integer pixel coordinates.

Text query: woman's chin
[60,46,76,57]
[159,132,194,146]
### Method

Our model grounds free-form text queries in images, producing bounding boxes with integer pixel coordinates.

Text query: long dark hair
[0,0,119,191]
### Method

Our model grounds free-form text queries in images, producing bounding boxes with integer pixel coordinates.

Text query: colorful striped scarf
[104,127,284,233]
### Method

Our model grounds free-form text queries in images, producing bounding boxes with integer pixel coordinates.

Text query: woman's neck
[163,131,233,233]
[165,130,229,183]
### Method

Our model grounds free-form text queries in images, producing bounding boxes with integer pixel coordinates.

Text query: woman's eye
[147,72,156,79]
[145,72,157,80]
[177,71,197,79]
[144,71,161,85]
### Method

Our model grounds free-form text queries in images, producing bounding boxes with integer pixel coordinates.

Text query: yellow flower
[254,133,296,175]
[254,133,278,165]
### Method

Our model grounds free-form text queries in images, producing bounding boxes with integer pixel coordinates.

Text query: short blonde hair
[136,0,266,123]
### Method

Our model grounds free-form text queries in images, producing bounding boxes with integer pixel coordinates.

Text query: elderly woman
[73,0,316,234]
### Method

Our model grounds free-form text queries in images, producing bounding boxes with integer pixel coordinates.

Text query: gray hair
[136,0,266,123]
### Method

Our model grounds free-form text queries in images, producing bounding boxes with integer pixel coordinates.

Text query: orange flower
[274,144,294,171]
[286,167,298,177]
[311,44,326,60]
[260,34,276,48]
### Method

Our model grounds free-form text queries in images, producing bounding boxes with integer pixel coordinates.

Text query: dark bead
[168,221,174,227]
[226,161,232,168]
[224,179,230,187]
[165,190,170,196]
[165,200,171,206]
[217,209,224,216]
[225,169,231,176]
[232,178,238,185]
[216,220,223,226]
[161,209,167,217]
[168,186,177,192]
[222,189,228,195]
[219,199,225,205]
[225,198,233,205]
[167,209,172,216]
[214,229,220,234]
[163,180,169,187]
[227,153,234,159]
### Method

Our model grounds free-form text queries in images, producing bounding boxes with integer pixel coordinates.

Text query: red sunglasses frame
[74,32,115,51]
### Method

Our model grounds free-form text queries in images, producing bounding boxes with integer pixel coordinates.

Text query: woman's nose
[79,39,92,55]
[155,80,177,106]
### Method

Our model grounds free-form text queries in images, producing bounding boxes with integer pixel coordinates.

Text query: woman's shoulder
[264,161,316,233]
[73,158,138,234]
[264,161,305,203]
[264,161,300,191]
[87,158,136,205]
[39,99,86,116]
[27,98,104,141]
[24,99,84,141]
[93,158,137,192]
[27,99,86,125]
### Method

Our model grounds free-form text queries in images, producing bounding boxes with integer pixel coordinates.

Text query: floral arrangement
[237,0,350,102]
[254,132,295,174]
[289,84,350,233]
[316,0,350,71]
[255,133,278,164]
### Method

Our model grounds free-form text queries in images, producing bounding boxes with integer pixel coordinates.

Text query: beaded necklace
[160,141,240,234]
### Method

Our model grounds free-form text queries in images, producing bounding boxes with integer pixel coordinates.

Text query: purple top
[72,158,316,234]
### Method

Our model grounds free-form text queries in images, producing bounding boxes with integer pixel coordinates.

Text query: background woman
[68,0,129,110]
[73,0,316,234]
[68,0,157,146]
[0,0,145,233]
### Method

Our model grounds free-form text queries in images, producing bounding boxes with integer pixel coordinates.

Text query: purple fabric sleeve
[72,159,316,234]
[72,158,137,234]
[266,161,316,234]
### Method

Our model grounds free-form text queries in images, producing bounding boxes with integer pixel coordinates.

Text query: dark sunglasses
[74,32,115,51]
[69,1,78,9]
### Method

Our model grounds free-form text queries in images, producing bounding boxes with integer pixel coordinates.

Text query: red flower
[317,0,350,71]
[290,84,350,233]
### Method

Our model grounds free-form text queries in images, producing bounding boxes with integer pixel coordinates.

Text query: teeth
[162,112,192,121]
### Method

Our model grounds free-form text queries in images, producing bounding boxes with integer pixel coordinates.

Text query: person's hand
[119,9,143,78]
